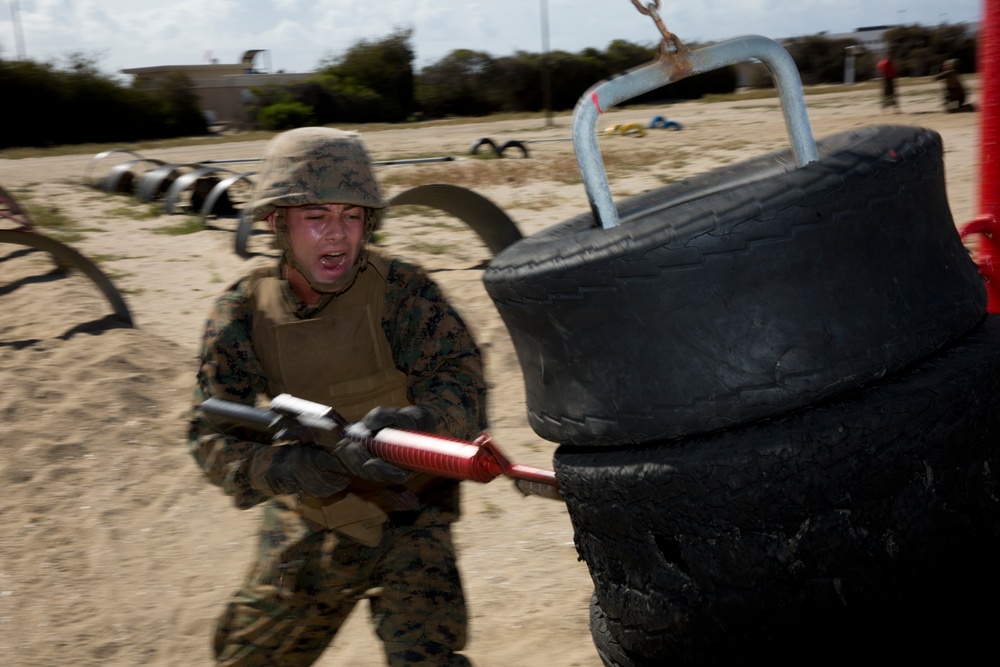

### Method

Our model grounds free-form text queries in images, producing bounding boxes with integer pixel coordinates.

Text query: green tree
[258,101,315,131]
[546,49,611,109]
[157,72,209,137]
[491,52,543,112]
[0,51,210,147]
[604,39,657,74]
[416,49,498,117]
[784,35,866,85]
[319,28,416,121]
[884,24,977,76]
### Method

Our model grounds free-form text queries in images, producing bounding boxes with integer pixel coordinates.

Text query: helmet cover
[248,127,387,295]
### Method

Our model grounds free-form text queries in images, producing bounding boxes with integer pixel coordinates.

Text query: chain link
[630,0,685,57]
[630,0,660,16]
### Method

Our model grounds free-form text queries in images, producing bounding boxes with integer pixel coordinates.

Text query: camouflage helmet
[249,127,387,296]
[248,127,388,223]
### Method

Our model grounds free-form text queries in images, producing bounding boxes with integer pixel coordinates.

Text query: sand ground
[0,77,984,666]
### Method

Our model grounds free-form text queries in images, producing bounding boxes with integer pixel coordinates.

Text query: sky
[0,0,984,79]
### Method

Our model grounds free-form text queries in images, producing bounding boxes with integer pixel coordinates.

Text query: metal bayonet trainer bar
[200,394,562,500]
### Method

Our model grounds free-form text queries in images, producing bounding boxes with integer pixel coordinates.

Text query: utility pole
[540,0,553,128]
[10,0,26,59]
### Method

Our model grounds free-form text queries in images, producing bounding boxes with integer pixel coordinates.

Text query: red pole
[963,0,1000,312]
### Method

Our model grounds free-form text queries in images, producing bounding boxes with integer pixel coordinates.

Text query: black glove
[361,405,436,434]
[327,405,435,487]
[332,438,415,485]
[255,444,350,498]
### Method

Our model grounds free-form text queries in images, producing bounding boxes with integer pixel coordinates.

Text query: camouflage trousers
[214,501,471,667]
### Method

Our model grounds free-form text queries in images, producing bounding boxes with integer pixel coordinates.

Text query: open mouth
[318,252,347,270]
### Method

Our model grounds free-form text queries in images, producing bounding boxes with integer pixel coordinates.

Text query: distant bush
[0,54,207,149]
[2,23,979,148]
[257,101,315,131]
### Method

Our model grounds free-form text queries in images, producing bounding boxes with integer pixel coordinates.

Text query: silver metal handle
[573,35,819,229]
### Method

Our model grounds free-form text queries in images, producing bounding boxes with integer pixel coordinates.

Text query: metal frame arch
[100,158,166,195]
[163,166,235,215]
[388,184,523,256]
[135,162,204,203]
[0,229,134,326]
[200,171,257,226]
[234,207,258,258]
[83,148,147,189]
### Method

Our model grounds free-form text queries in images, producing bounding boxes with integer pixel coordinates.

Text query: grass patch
[428,220,465,232]
[480,501,504,518]
[0,132,275,160]
[380,152,587,190]
[107,206,138,218]
[23,203,75,230]
[89,253,127,264]
[18,199,84,241]
[106,200,163,220]
[0,111,572,161]
[385,205,447,219]
[411,241,457,256]
[153,217,203,235]
[504,195,564,211]
[102,268,132,280]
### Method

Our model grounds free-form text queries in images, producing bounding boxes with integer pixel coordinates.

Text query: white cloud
[0,0,981,77]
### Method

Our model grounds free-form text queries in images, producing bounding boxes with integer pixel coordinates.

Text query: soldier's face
[277,204,366,286]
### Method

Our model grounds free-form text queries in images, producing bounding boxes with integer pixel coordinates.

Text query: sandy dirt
[0,77,984,667]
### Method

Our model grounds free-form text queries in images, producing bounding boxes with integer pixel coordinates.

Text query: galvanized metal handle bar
[573,35,819,229]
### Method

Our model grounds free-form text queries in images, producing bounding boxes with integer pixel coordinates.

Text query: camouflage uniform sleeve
[383,259,488,440]
[187,279,273,510]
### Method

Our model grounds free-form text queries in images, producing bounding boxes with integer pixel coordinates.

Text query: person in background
[936,58,974,113]
[876,52,901,113]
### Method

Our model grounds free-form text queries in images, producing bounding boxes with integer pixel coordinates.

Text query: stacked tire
[483,125,1000,663]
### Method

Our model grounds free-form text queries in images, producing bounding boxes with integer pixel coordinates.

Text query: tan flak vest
[248,251,411,546]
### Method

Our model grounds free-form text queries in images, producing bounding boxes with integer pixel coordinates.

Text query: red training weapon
[199,393,562,500]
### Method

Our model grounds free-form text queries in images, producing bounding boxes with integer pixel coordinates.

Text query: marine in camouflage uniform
[188,127,487,667]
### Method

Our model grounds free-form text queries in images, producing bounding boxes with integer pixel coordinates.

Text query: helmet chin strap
[272,208,376,296]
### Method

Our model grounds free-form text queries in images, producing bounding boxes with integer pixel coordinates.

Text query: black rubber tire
[498,140,530,158]
[484,125,987,447]
[470,137,498,156]
[590,594,657,667]
[389,184,523,256]
[556,315,1000,664]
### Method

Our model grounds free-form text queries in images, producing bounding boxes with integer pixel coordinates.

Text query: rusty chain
[630,0,686,58]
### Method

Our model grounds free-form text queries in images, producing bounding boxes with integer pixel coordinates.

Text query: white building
[122,50,315,127]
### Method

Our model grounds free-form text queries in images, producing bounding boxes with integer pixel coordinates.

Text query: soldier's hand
[260,444,351,498]
[361,405,436,434]
[333,438,415,486]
